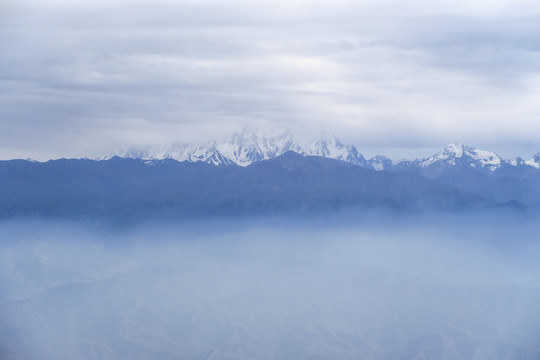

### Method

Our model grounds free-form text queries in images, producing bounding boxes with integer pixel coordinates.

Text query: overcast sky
[1,0,540,160]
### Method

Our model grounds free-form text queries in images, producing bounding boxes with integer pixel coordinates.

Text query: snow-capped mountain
[216,129,302,166]
[419,143,503,172]
[111,129,369,167]
[525,153,540,169]
[119,142,190,160]
[306,131,367,166]
[367,155,393,171]
[405,143,540,173]
[109,131,540,173]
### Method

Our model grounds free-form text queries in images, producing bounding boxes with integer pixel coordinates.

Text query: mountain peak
[304,131,366,165]
[106,130,540,172]
[524,153,540,169]
[423,144,502,170]
[367,155,393,171]
[309,132,343,154]
[443,143,465,157]
[314,131,344,147]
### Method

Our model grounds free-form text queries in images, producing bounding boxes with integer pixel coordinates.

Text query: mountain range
[111,129,367,168]
[1,129,539,221]
[0,153,538,223]
[109,129,540,173]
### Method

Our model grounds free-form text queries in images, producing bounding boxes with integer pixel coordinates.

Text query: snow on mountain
[109,133,540,172]
[367,155,393,171]
[306,131,367,166]
[110,129,370,168]
[421,143,503,171]
[183,140,235,166]
[117,142,190,161]
[217,129,302,166]
[524,153,540,169]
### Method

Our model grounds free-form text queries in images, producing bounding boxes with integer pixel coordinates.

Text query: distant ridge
[0,152,493,221]
[3,129,538,221]
[107,129,376,168]
[106,129,540,172]
[1,150,540,222]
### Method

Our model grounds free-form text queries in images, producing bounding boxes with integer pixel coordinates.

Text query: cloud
[1,0,540,159]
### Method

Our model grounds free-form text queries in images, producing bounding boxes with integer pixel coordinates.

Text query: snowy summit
[108,130,540,172]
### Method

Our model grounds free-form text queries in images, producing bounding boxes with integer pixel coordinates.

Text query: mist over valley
[1,216,539,359]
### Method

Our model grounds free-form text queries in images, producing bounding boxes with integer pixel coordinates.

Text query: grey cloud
[1,0,540,159]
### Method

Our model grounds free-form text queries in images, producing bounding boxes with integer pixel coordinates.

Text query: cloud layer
[2,0,540,160]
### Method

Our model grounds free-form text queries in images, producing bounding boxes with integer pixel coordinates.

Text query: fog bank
[1,218,539,359]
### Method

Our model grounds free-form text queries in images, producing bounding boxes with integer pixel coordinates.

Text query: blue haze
[0,216,539,359]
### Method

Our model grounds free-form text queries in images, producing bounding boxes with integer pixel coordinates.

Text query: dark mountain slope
[395,164,540,207]
[0,152,491,221]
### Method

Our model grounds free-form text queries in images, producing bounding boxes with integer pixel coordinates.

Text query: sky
[1,0,540,160]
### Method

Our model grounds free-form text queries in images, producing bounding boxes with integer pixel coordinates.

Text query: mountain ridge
[0,152,506,222]
[106,129,540,173]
